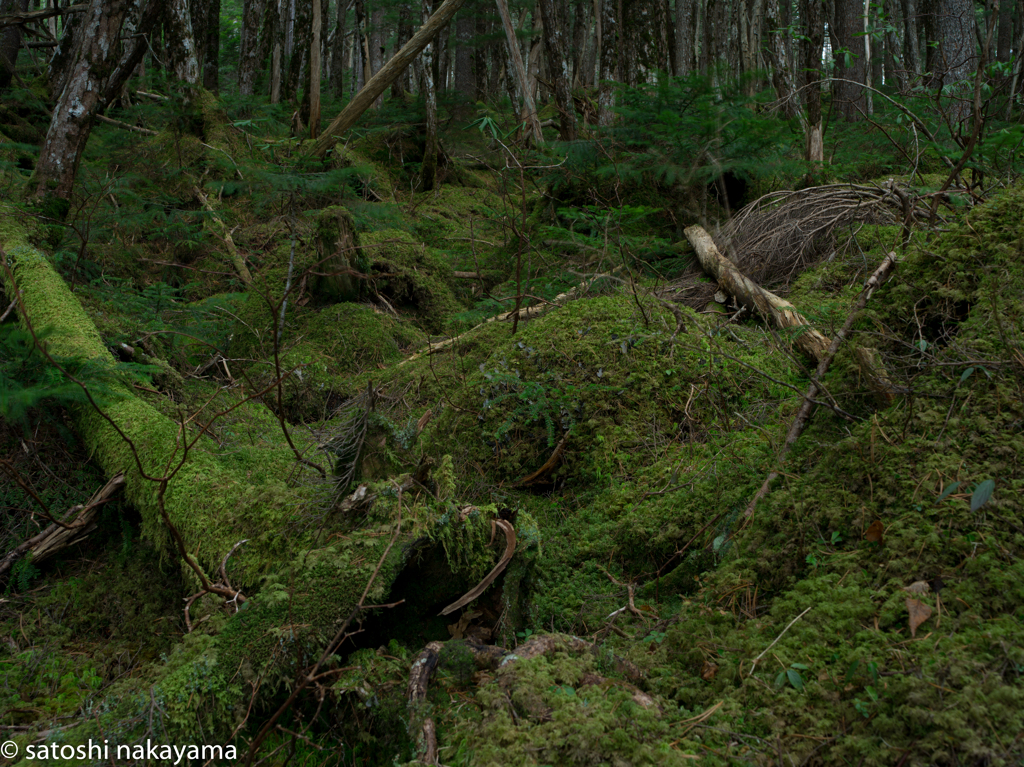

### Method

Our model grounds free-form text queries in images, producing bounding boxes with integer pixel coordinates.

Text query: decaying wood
[743,251,900,521]
[517,432,570,485]
[310,0,468,158]
[685,224,831,361]
[0,473,125,578]
[440,519,516,615]
[193,185,253,286]
[407,641,444,764]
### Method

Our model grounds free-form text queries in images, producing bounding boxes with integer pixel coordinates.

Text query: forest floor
[1,88,1024,766]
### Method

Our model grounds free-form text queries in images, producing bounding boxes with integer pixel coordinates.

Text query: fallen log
[684,224,895,402]
[684,224,830,361]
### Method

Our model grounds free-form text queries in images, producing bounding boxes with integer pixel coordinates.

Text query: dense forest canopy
[1,0,1024,765]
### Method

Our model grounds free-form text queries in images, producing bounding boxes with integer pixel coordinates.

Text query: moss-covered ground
[1,93,1023,767]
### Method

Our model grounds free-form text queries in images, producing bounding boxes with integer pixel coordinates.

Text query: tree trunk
[884,0,908,90]
[902,0,921,75]
[166,0,199,85]
[800,0,824,163]
[0,0,28,93]
[285,0,310,99]
[310,0,468,157]
[369,5,384,105]
[202,0,220,91]
[675,0,696,75]
[454,4,475,99]
[765,0,798,116]
[621,0,669,84]
[925,0,977,122]
[418,0,439,191]
[33,0,132,201]
[309,0,321,136]
[46,1,82,96]
[597,0,616,124]
[833,0,867,120]
[495,0,544,143]
[537,0,578,140]
[237,0,265,95]
[997,0,1013,61]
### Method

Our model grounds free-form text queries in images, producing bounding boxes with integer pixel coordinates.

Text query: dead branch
[0,473,125,579]
[742,251,900,522]
[440,519,516,615]
[516,432,570,485]
[685,224,831,361]
[95,114,158,136]
[192,186,253,286]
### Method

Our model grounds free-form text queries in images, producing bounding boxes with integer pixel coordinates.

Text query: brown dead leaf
[906,598,933,637]
[865,520,884,546]
[701,661,719,681]
[906,580,931,595]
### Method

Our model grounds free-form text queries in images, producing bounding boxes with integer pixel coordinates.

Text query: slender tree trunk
[473,10,487,99]
[270,0,283,102]
[418,0,439,191]
[884,0,908,90]
[238,0,265,95]
[801,0,824,162]
[925,0,976,122]
[0,0,28,93]
[369,5,384,105]
[571,0,589,86]
[454,5,475,99]
[202,0,220,91]
[675,0,696,75]
[902,0,921,75]
[597,0,617,124]
[495,0,544,143]
[33,0,131,201]
[833,0,867,120]
[537,0,578,140]
[329,0,350,95]
[997,0,1013,61]
[621,0,669,84]
[765,0,798,115]
[309,0,321,136]
[285,0,310,99]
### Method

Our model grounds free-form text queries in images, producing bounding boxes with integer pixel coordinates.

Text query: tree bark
[925,0,977,122]
[202,0,220,91]
[454,4,475,99]
[308,0,321,136]
[418,0,439,191]
[621,0,669,84]
[902,0,921,74]
[33,0,132,200]
[329,0,350,95]
[597,0,616,125]
[368,4,384,106]
[833,0,867,120]
[537,0,578,140]
[237,0,265,95]
[311,0,468,158]
[765,0,799,116]
[800,0,824,163]
[166,0,199,85]
[285,0,310,99]
[997,0,1013,61]
[674,0,696,75]
[495,0,544,143]
[0,0,27,93]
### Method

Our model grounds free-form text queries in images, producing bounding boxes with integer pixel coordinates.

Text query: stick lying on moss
[743,250,900,521]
